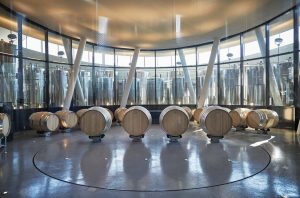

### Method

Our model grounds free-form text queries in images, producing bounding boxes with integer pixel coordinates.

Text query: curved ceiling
[1,0,296,49]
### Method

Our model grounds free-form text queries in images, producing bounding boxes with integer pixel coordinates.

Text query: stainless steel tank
[24,63,44,108]
[0,62,18,107]
[197,69,217,105]
[146,77,164,104]
[75,71,92,106]
[50,69,68,107]
[246,65,265,105]
[220,67,240,105]
[172,77,185,104]
[95,76,114,106]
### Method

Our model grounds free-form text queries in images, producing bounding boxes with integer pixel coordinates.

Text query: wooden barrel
[114,107,127,122]
[160,106,189,136]
[182,106,193,120]
[122,106,152,136]
[80,107,112,136]
[193,108,204,122]
[246,109,279,129]
[105,108,114,121]
[200,106,232,137]
[76,109,88,125]
[229,108,251,128]
[0,113,11,137]
[29,112,59,132]
[55,110,78,129]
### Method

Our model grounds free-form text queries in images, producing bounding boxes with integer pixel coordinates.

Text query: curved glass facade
[0,4,298,109]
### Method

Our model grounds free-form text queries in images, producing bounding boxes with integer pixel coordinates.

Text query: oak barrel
[114,107,127,122]
[193,108,204,122]
[160,106,189,136]
[200,106,232,137]
[29,112,59,132]
[0,113,11,137]
[246,109,279,129]
[76,109,88,120]
[122,106,152,136]
[80,107,112,136]
[229,108,251,128]
[55,110,78,129]
[182,106,193,120]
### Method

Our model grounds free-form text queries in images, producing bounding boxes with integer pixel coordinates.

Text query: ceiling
[0,0,296,49]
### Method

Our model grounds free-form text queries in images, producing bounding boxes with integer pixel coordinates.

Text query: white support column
[178,49,196,104]
[62,38,85,105]
[255,29,283,106]
[197,38,220,108]
[120,48,140,108]
[63,37,87,110]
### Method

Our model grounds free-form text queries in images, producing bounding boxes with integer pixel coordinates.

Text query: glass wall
[219,36,241,105]
[1,3,299,109]
[269,11,294,106]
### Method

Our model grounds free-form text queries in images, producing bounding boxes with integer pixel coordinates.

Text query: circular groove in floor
[33,128,271,191]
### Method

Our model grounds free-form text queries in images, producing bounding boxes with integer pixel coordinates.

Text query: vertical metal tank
[146,77,164,104]
[24,63,44,108]
[50,68,68,107]
[95,70,114,106]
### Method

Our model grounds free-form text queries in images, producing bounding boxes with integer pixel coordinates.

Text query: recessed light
[3,191,8,195]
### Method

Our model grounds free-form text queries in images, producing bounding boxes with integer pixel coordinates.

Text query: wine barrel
[122,106,152,136]
[80,107,112,136]
[246,109,279,129]
[160,106,189,136]
[200,106,232,137]
[182,106,193,120]
[76,109,88,120]
[229,108,251,128]
[114,107,127,122]
[105,108,114,120]
[193,108,204,122]
[0,113,11,137]
[29,112,59,132]
[55,110,78,129]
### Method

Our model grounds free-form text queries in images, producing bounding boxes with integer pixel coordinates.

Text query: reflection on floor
[0,124,300,198]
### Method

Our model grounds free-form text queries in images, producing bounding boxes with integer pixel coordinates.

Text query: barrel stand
[207,135,224,143]
[36,131,52,137]
[89,134,105,143]
[129,134,144,142]
[167,134,182,142]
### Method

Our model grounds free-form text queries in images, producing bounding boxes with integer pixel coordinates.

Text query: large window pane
[197,65,218,105]
[94,46,114,67]
[244,59,265,106]
[219,63,241,105]
[0,7,18,56]
[197,44,216,65]
[137,51,155,67]
[269,53,294,106]
[48,33,70,64]
[95,67,114,106]
[0,54,18,108]
[72,41,93,65]
[23,60,45,108]
[22,22,45,60]
[73,66,93,106]
[243,26,265,60]
[176,48,196,66]
[269,11,294,56]
[176,67,196,105]
[156,50,175,67]
[156,68,176,104]
[116,49,133,67]
[49,63,70,107]
[219,36,240,63]
[115,68,130,104]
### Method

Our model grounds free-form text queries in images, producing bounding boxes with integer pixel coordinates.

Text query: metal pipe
[178,49,196,104]
[197,38,220,108]
[63,37,87,110]
[120,48,140,108]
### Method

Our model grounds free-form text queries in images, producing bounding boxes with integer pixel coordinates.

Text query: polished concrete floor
[0,124,300,197]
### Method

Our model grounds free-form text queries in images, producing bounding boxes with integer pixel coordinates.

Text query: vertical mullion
[17,15,24,108]
[294,7,299,130]
[92,45,96,106]
[195,47,198,106]
[45,30,50,108]
[240,34,244,106]
[154,51,157,105]
[217,50,221,106]
[113,48,117,105]
[265,23,270,107]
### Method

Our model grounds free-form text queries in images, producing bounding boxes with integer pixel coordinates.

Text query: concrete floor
[0,124,300,198]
